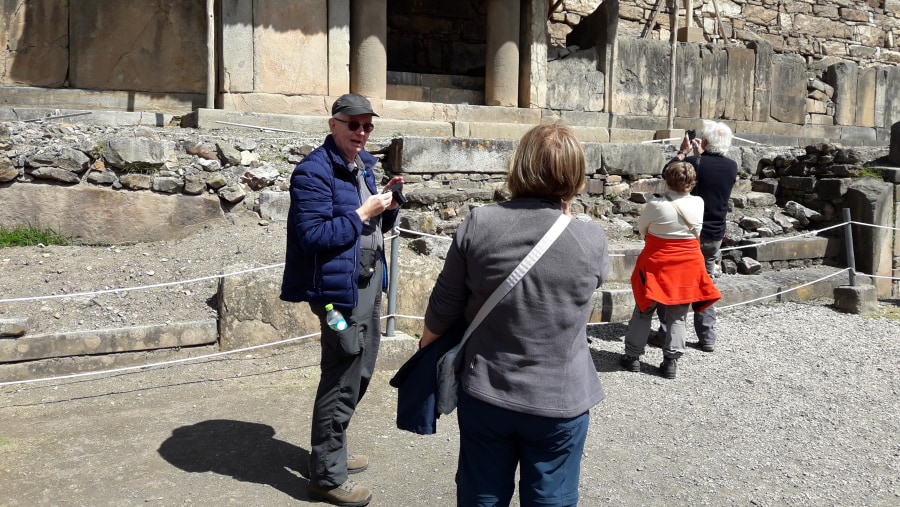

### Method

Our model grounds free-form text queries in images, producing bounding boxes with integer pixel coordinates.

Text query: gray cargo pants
[308,257,383,488]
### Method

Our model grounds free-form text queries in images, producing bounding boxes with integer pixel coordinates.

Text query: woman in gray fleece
[419,123,610,507]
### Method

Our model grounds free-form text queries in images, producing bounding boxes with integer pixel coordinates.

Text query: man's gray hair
[701,120,733,155]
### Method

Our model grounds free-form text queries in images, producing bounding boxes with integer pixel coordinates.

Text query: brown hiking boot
[347,454,368,474]
[309,478,372,506]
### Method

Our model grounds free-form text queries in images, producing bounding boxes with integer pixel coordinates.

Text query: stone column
[350,0,387,99]
[328,0,351,96]
[485,0,520,107]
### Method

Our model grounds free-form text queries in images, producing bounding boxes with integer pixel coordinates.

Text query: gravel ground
[1,299,899,506]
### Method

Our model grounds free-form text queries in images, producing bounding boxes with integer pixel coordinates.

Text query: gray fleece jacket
[424,198,609,418]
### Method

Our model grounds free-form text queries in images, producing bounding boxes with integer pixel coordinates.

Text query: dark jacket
[279,135,398,307]
[667,152,738,242]
[389,318,468,435]
[688,153,738,241]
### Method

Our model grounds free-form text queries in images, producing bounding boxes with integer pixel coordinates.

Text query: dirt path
[2,299,898,506]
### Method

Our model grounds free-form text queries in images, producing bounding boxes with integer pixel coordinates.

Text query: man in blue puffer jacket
[280,93,402,507]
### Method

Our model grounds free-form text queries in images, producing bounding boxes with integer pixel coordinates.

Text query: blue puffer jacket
[279,135,398,307]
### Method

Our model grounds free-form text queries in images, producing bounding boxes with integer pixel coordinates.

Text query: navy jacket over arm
[389,318,467,435]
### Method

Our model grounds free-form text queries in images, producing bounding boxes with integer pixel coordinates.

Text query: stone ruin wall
[550,1,900,66]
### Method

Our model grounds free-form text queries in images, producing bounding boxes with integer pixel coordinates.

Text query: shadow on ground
[158,419,310,500]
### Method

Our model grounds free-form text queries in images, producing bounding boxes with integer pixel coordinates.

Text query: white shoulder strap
[458,213,571,348]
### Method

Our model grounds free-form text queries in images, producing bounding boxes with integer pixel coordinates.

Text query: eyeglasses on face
[333,118,375,133]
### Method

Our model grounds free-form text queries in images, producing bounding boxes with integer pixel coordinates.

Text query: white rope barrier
[2,220,878,304]
[0,263,284,304]
[0,266,861,387]
[0,331,322,387]
[719,221,846,253]
[0,216,889,386]
[715,268,851,310]
[849,220,900,232]
[855,271,900,281]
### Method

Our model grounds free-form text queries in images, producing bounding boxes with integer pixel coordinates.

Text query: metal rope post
[385,227,400,336]
[842,208,857,286]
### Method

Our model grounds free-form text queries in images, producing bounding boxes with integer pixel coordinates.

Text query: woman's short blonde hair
[663,161,696,193]
[506,123,586,201]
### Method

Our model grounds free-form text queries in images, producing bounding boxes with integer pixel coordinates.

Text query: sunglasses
[333,118,375,133]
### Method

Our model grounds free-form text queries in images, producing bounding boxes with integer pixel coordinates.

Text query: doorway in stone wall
[385,0,487,105]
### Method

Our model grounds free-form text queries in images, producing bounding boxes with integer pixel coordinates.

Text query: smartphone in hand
[383,179,406,206]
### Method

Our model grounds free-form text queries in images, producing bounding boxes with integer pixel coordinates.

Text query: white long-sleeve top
[637,191,705,239]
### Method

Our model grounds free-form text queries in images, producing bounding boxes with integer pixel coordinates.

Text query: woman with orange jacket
[619,161,721,379]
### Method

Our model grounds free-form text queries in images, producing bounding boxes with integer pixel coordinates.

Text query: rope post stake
[385,227,401,337]
[842,208,857,286]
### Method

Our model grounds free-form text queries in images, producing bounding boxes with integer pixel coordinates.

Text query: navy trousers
[456,389,589,507]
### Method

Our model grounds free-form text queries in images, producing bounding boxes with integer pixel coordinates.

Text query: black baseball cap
[331,93,379,117]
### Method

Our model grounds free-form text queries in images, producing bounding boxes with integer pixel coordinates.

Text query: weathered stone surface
[0,318,29,338]
[675,44,703,120]
[242,164,280,190]
[875,66,900,129]
[218,183,246,204]
[217,266,320,351]
[612,38,670,116]
[816,178,850,200]
[253,0,329,95]
[1,0,68,87]
[206,173,228,189]
[856,67,877,127]
[104,137,177,170]
[29,167,80,184]
[0,320,217,362]
[740,236,841,262]
[826,60,859,126]
[57,147,91,173]
[891,121,900,164]
[845,179,894,296]
[68,0,206,93]
[119,173,153,190]
[547,47,605,112]
[770,54,808,124]
[259,190,290,221]
[725,46,755,121]
[86,168,117,185]
[699,45,727,119]
[0,157,18,181]
[152,176,185,194]
[744,191,777,207]
[183,174,207,195]
[217,142,242,166]
[0,184,225,244]
[749,40,773,122]
[600,144,666,177]
[833,284,878,314]
[396,136,513,174]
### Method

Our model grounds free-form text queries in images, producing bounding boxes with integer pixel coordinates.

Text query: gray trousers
[308,257,383,488]
[657,237,721,345]
[625,302,689,359]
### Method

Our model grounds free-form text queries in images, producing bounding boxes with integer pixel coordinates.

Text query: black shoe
[647,331,665,348]
[699,342,715,353]
[659,358,677,379]
[619,354,640,372]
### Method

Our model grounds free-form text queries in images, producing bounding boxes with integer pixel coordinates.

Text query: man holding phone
[281,93,403,506]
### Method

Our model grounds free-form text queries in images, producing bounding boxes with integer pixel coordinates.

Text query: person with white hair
[650,120,738,353]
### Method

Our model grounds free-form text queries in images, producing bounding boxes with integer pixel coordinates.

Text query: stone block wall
[551,1,900,67]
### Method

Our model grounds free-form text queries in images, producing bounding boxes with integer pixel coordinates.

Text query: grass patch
[0,227,70,248]
[870,304,900,321]
[858,167,883,179]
